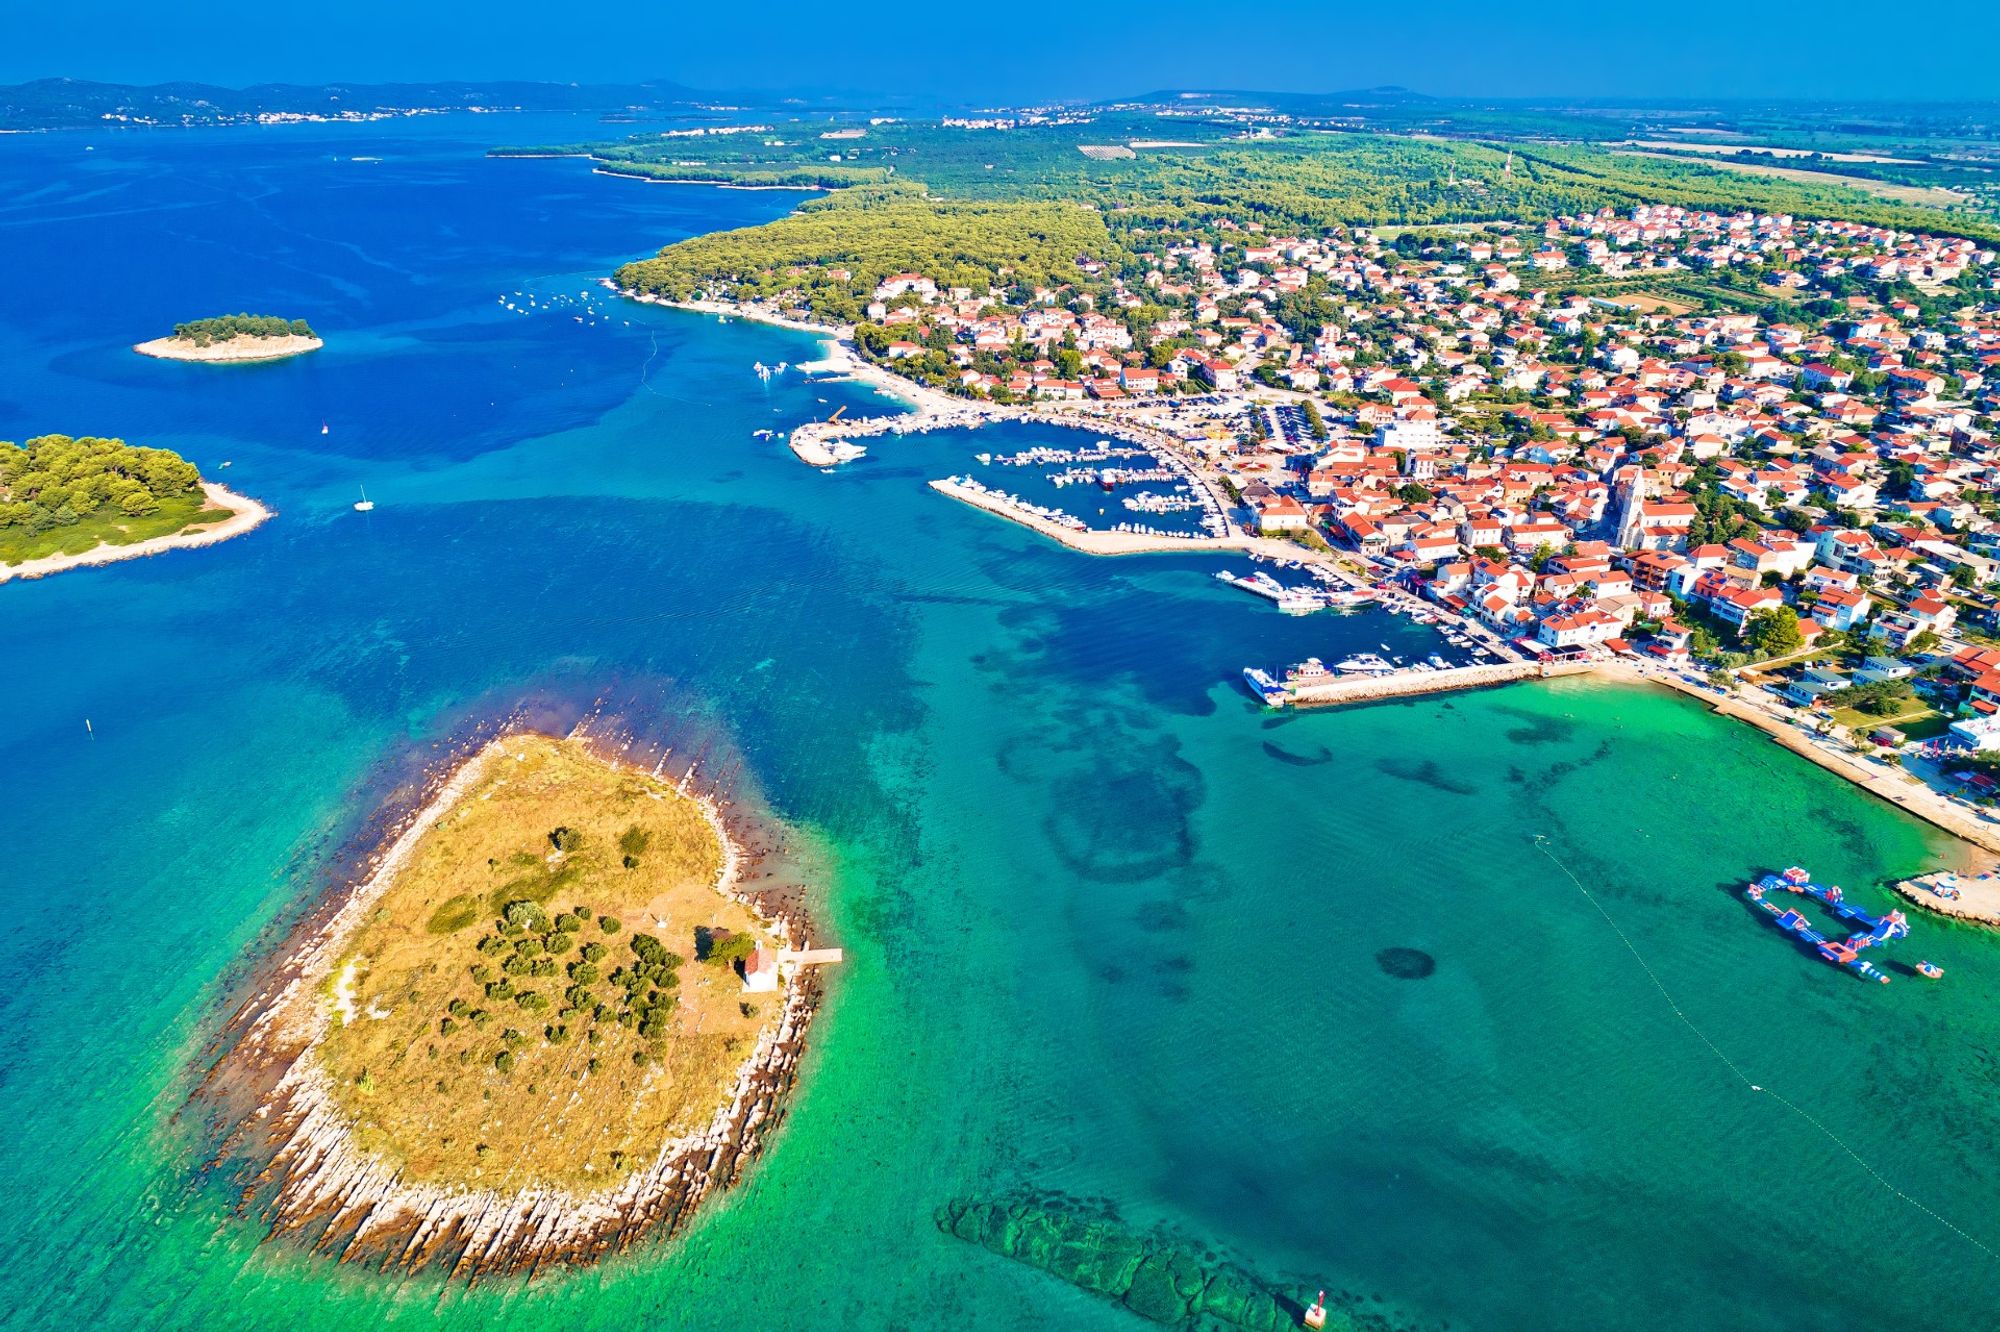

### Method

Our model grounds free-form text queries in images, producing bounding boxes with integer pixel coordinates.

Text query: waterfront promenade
[1604,660,2000,865]
[644,292,2000,869]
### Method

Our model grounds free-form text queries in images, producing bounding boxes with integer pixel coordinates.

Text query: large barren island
[207,732,830,1278]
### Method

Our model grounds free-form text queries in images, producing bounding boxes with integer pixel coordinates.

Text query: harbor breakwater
[1284,659,1601,709]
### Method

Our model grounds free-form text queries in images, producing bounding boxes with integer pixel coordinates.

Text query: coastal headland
[0,480,271,584]
[200,729,832,1279]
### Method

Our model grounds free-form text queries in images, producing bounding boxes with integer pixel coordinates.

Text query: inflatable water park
[1744,867,1914,985]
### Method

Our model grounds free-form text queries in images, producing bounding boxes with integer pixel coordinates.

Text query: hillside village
[791,205,2000,762]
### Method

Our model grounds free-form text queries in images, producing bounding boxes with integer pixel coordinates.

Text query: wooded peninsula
[0,434,248,569]
[499,111,2000,330]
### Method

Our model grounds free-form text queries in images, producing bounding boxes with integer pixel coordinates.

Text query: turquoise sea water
[5,116,2000,1332]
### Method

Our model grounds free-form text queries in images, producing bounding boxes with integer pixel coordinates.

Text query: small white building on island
[742,942,781,993]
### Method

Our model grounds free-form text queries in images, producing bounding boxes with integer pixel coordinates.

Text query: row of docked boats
[1214,568,1377,617]
[940,475,1088,532]
[1240,651,1459,706]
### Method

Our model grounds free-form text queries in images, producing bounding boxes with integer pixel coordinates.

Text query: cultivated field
[1614,150,1968,206]
[1622,140,1922,165]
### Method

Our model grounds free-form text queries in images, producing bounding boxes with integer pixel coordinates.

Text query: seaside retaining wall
[1286,659,1599,709]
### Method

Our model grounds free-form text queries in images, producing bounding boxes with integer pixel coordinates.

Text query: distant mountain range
[0,77,795,131]
[7,76,1992,140]
[1105,86,1439,112]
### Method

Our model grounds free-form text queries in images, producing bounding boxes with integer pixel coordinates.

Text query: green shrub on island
[696,926,756,968]
[436,910,693,1071]
[426,894,482,934]
[171,313,314,346]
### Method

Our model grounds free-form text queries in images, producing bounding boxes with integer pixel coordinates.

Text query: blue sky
[5,0,1998,102]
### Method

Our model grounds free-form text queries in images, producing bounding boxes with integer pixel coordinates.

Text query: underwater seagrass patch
[1375,947,1436,980]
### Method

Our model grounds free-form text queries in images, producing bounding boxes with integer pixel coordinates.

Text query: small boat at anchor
[1917,960,1944,979]
[353,485,375,513]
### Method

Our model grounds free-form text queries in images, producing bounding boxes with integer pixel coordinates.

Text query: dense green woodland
[171,313,315,345]
[0,434,208,562]
[616,186,1111,323]
[560,117,2000,324]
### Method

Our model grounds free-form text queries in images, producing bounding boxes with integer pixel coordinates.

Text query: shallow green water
[2,117,1997,1332]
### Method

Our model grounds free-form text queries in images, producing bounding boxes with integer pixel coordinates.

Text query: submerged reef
[937,1193,1352,1330]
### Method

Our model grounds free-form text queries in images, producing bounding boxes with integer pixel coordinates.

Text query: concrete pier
[1283,658,1600,709]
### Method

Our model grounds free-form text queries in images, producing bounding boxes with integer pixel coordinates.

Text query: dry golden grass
[1614,150,1968,206]
[316,734,774,1192]
[1603,292,1700,316]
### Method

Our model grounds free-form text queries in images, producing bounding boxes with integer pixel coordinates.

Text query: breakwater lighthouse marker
[1303,1290,1327,1329]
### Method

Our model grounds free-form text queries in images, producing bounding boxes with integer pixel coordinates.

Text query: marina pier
[1255,657,1600,710]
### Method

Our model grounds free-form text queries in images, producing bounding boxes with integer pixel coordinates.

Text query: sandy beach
[615,288,974,417]
[1596,659,2000,864]
[134,333,323,363]
[0,482,272,585]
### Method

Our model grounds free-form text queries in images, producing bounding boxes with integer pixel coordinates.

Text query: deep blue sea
[3,113,2000,1332]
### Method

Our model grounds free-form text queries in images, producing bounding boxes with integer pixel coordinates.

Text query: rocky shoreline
[196,728,829,1281]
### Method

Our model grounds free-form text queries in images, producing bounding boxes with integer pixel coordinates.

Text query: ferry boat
[826,441,868,464]
[1241,667,1288,707]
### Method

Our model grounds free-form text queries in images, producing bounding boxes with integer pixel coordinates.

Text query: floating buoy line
[1530,832,1996,1262]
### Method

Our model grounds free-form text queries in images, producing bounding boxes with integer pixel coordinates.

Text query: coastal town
[17,33,2000,1331]
[688,203,2000,883]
